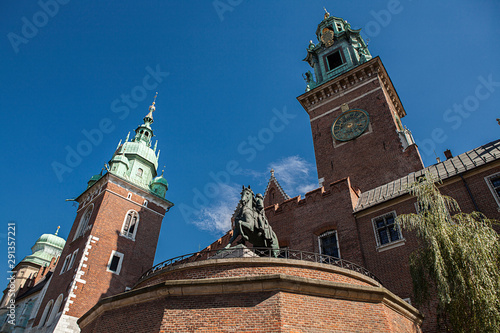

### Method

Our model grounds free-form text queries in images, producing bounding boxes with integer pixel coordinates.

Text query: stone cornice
[297,57,406,119]
[75,173,173,212]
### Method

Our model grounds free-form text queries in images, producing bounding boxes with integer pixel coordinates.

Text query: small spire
[125,132,130,142]
[116,139,122,149]
[154,140,158,152]
[161,166,165,176]
[323,7,330,19]
[145,92,158,119]
[270,169,275,177]
[55,226,60,236]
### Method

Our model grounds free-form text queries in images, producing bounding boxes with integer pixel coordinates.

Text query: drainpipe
[459,174,480,212]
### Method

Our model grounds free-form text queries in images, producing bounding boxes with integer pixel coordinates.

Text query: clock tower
[298,10,423,191]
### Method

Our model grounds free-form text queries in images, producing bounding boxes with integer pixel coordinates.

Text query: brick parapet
[79,258,422,332]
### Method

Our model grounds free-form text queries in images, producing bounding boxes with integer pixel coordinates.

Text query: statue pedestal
[210,244,259,259]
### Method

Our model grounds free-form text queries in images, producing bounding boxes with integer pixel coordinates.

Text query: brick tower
[30,97,173,332]
[298,10,424,192]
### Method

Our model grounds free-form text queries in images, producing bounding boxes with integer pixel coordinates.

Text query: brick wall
[79,259,422,333]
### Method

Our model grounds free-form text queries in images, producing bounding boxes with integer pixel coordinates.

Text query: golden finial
[270,169,275,177]
[55,226,60,236]
[146,92,158,119]
[324,7,330,19]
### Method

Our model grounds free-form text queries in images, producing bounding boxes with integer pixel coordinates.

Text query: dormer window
[326,50,343,71]
[336,22,343,31]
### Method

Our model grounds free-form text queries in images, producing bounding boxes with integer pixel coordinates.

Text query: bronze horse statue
[225,186,279,256]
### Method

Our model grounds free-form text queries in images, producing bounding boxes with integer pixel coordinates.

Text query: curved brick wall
[135,257,378,289]
[79,258,422,333]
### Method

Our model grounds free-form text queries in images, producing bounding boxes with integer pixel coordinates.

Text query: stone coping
[135,256,381,288]
[78,259,423,329]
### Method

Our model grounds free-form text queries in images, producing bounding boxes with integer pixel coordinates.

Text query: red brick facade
[32,173,170,330]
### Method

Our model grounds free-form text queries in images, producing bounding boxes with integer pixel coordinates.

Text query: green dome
[87,174,102,188]
[150,174,168,198]
[22,233,66,267]
[36,233,66,250]
[152,175,168,187]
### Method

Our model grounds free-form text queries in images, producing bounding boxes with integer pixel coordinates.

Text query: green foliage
[397,172,500,333]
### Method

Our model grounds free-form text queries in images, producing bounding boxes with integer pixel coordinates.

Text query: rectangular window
[372,211,403,247]
[318,230,340,258]
[60,255,71,274]
[68,249,79,270]
[326,51,343,71]
[107,251,124,275]
[485,173,500,208]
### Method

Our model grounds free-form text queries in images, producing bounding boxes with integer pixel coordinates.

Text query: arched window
[121,210,139,240]
[136,168,143,177]
[46,294,63,326]
[73,204,93,241]
[39,299,53,327]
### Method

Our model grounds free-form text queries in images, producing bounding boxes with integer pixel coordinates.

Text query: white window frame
[143,200,148,207]
[371,211,405,252]
[120,210,139,240]
[485,172,500,210]
[127,192,132,200]
[46,294,63,326]
[73,204,93,241]
[60,255,71,275]
[67,249,79,271]
[39,299,53,327]
[107,251,124,275]
[318,230,341,259]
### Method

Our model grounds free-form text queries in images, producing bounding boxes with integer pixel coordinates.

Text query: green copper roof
[108,97,161,189]
[302,10,372,91]
[21,231,66,267]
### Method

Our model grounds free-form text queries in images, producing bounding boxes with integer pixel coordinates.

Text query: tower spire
[145,92,158,121]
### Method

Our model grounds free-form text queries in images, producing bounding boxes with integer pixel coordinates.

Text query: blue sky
[1,1,499,281]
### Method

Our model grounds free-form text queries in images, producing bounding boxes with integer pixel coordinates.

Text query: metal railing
[138,248,381,284]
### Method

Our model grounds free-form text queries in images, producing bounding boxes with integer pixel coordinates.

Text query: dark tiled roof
[354,139,500,212]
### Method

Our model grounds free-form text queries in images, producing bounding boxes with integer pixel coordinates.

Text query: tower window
[121,210,139,240]
[326,50,343,71]
[318,230,340,258]
[68,249,79,271]
[136,168,143,177]
[60,255,71,274]
[107,251,124,274]
[336,22,343,31]
[372,211,403,248]
[73,204,93,241]
[127,193,132,200]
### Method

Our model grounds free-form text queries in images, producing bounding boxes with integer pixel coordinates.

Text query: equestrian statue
[225,185,279,256]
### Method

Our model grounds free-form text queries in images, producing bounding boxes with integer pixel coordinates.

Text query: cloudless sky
[1,1,499,282]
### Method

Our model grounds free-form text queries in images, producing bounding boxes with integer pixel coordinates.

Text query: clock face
[331,109,370,141]
[321,28,335,47]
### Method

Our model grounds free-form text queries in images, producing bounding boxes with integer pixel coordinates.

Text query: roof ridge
[353,139,500,212]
